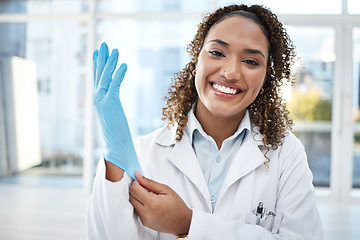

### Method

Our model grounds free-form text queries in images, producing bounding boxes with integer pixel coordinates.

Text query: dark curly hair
[162,4,296,162]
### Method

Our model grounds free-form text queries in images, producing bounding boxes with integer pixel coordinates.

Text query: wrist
[176,208,192,237]
[176,234,188,239]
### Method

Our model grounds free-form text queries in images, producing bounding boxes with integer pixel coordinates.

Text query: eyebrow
[208,39,229,46]
[244,48,266,59]
[207,39,266,59]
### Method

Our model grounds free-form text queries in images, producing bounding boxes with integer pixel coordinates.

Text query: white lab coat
[86,124,324,240]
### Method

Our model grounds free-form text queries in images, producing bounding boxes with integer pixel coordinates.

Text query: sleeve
[186,136,323,240]
[86,158,153,240]
[274,136,324,239]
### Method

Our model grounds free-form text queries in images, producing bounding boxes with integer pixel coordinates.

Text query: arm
[128,176,279,239]
[128,136,323,240]
[87,43,148,239]
[128,175,273,240]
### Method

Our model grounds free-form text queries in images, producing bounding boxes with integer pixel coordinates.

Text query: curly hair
[162,4,296,159]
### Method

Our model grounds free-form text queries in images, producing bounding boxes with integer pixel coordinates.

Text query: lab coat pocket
[269,210,283,234]
[245,210,283,234]
[245,212,258,225]
[261,210,283,234]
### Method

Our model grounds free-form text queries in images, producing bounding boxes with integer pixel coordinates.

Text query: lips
[210,82,242,95]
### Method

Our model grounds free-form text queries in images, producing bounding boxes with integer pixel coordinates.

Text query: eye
[209,50,225,58]
[243,59,259,66]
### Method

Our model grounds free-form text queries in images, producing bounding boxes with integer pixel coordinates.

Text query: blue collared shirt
[185,107,251,212]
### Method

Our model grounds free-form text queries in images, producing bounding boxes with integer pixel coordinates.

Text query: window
[0,0,359,201]
[95,18,198,141]
[348,0,360,14]
[96,0,213,13]
[0,21,87,176]
[0,0,88,14]
[218,0,342,14]
[286,27,335,187]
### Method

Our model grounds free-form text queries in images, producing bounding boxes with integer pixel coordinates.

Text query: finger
[104,44,109,63]
[92,50,98,88]
[129,180,149,197]
[98,49,119,91]
[129,194,147,223]
[129,192,145,208]
[136,171,166,195]
[95,42,109,89]
[109,63,127,95]
[129,180,156,205]
[134,171,143,181]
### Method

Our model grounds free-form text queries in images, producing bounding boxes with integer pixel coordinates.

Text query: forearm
[105,159,125,182]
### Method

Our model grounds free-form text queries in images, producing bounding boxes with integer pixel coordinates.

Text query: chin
[208,106,245,119]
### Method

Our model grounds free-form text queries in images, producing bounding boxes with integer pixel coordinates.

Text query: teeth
[213,83,238,95]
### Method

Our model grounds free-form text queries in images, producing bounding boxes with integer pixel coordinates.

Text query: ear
[193,60,198,75]
[193,58,198,68]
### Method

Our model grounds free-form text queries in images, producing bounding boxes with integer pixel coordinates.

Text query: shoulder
[276,131,309,172]
[250,123,304,151]
[249,126,306,162]
[280,131,305,154]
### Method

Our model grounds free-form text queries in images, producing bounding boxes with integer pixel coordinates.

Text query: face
[195,16,269,121]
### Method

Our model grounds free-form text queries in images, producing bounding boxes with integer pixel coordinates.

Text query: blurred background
[0,0,359,239]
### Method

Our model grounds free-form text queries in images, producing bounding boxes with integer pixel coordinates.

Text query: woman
[87,4,323,239]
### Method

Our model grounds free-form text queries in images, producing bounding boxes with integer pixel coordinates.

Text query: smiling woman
[87,3,323,240]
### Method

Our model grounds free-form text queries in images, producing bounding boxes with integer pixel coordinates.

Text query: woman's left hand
[129,171,192,236]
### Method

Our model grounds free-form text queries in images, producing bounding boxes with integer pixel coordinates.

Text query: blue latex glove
[93,42,142,180]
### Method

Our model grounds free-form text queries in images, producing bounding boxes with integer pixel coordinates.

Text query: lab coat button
[211,196,216,203]
[216,155,221,163]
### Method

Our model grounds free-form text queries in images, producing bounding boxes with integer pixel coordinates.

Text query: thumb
[135,171,166,194]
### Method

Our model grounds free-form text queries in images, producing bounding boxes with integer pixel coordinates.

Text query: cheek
[194,64,208,86]
[194,73,204,95]
[195,51,214,78]
[248,73,266,95]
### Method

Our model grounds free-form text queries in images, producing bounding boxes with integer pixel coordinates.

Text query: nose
[221,58,241,82]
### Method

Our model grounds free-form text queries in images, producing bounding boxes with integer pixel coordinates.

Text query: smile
[211,82,241,95]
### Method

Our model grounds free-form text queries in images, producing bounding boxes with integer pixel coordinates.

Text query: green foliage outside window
[287,88,332,121]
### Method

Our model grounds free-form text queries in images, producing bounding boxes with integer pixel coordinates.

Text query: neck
[195,102,245,149]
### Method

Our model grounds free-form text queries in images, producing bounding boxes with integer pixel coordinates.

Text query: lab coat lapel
[219,135,265,200]
[167,133,211,207]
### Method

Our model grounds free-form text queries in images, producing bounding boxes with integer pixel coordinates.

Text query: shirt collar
[186,104,251,145]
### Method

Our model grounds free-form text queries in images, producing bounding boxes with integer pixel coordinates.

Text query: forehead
[205,16,269,54]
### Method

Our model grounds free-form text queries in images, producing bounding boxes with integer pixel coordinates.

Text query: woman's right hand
[93,42,142,180]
